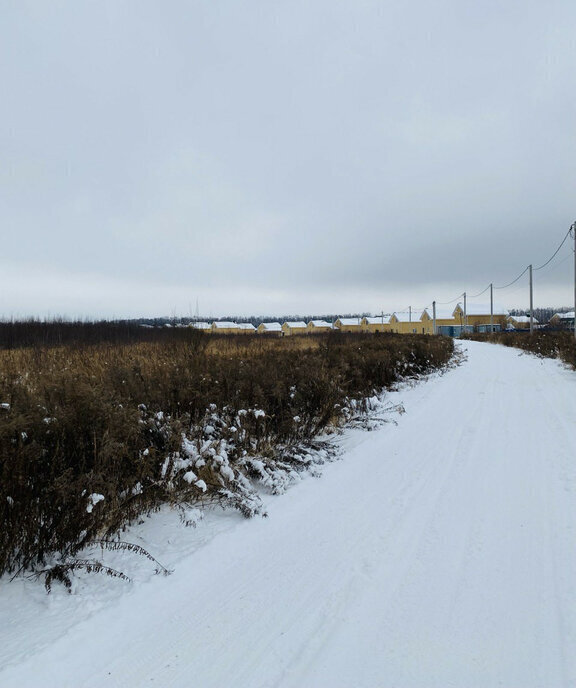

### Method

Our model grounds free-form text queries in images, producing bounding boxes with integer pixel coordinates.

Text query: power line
[468,284,491,299]
[494,265,530,290]
[543,252,572,272]
[388,225,574,322]
[533,227,572,271]
[435,292,464,306]
[500,280,531,298]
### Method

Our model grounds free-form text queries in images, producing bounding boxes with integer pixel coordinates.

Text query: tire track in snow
[284,343,576,688]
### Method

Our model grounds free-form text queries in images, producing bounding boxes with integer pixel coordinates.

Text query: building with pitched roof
[257,322,283,335]
[307,320,333,333]
[390,310,433,335]
[334,317,364,333]
[361,315,393,333]
[281,321,308,336]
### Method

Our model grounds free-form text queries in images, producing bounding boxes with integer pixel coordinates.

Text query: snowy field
[1,340,575,687]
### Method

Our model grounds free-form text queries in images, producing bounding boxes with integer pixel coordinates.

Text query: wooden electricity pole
[490,283,494,332]
[529,265,534,335]
[573,222,576,341]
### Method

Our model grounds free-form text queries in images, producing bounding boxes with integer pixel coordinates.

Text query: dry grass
[0,329,454,578]
[463,330,576,368]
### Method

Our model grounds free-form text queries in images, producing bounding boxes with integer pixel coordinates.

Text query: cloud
[1,0,575,318]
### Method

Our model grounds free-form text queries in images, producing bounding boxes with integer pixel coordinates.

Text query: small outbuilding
[211,321,239,334]
[361,315,392,333]
[334,317,363,333]
[281,321,308,336]
[189,322,211,332]
[550,311,575,329]
[390,310,432,335]
[507,315,538,330]
[257,322,283,335]
[307,320,333,333]
[236,323,256,334]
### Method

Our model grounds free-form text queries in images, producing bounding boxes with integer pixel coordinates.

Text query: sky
[1,0,575,320]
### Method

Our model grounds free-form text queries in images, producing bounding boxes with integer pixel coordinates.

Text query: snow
[364,315,392,324]
[283,321,307,328]
[509,314,537,324]
[182,470,197,484]
[85,493,105,513]
[393,309,428,322]
[220,465,235,481]
[1,341,576,687]
[336,318,362,326]
[212,321,238,329]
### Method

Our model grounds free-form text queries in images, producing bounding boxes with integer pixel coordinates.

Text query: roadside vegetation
[0,325,453,582]
[463,330,576,368]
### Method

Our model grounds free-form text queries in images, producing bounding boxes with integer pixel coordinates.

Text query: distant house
[507,315,538,330]
[211,321,239,334]
[236,323,257,334]
[390,310,432,335]
[550,311,575,329]
[361,315,392,333]
[189,322,211,332]
[257,322,283,335]
[453,303,508,333]
[307,320,333,334]
[334,317,363,333]
[430,309,457,332]
[281,321,308,336]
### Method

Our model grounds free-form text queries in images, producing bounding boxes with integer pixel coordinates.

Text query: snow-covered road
[2,341,576,687]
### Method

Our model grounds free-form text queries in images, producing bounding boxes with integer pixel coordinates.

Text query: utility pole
[529,264,534,335]
[409,306,412,322]
[573,222,576,341]
[463,292,467,333]
[432,301,437,335]
[490,283,494,332]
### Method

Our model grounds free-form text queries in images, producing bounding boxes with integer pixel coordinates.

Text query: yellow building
[390,310,433,335]
[257,322,283,335]
[507,315,537,330]
[430,309,458,333]
[454,304,508,332]
[307,320,333,334]
[236,323,257,335]
[211,321,240,335]
[550,311,575,329]
[189,322,211,332]
[361,315,393,333]
[281,321,308,336]
[334,317,363,333]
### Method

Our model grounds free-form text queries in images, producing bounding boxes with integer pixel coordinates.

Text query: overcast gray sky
[2,0,575,319]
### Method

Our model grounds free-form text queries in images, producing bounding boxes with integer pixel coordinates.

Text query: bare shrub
[464,330,576,368]
[0,328,453,579]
